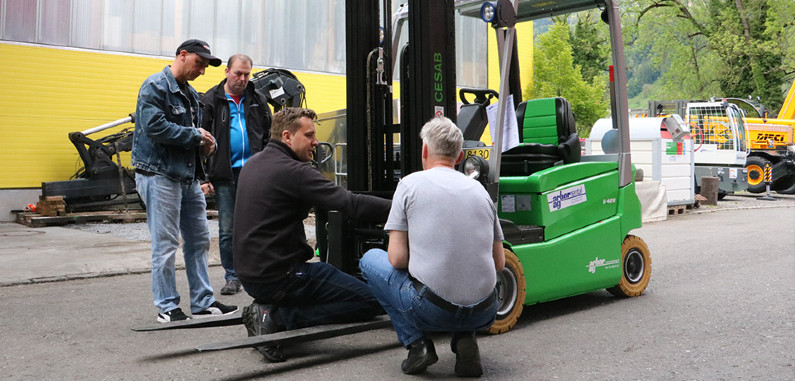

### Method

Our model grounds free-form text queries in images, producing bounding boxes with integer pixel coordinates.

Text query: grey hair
[419,116,463,159]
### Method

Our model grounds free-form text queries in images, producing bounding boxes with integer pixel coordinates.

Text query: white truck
[685,100,750,198]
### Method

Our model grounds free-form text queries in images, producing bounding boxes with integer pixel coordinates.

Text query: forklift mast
[345,0,457,192]
[324,0,459,273]
[401,0,458,175]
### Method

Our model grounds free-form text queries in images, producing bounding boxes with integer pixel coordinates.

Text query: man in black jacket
[201,54,272,295]
[234,107,390,362]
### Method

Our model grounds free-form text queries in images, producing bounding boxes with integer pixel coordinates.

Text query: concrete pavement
[0,223,157,286]
[0,192,792,287]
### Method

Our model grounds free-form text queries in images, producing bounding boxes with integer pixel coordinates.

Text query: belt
[410,277,496,313]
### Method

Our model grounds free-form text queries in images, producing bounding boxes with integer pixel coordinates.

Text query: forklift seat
[500,97,581,176]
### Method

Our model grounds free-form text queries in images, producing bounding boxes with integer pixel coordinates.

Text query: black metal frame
[323,0,460,274]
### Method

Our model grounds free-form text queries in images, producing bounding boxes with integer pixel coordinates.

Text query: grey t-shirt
[385,167,504,305]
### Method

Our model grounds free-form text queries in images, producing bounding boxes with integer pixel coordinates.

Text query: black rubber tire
[745,156,769,194]
[776,181,795,195]
[607,235,652,297]
[488,249,526,334]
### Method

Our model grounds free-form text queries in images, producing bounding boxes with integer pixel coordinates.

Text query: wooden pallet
[668,205,687,215]
[15,209,218,227]
[36,195,66,217]
[16,210,147,227]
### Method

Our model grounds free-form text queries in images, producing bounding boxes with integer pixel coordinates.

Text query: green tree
[627,0,794,113]
[569,10,610,83]
[525,22,607,137]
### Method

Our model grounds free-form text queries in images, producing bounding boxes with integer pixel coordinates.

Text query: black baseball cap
[176,39,222,67]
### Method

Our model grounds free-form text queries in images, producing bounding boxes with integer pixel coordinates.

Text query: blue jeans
[359,249,498,347]
[240,262,382,330]
[212,176,237,282]
[136,173,215,314]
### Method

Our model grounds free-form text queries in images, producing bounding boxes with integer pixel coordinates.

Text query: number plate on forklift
[463,147,491,160]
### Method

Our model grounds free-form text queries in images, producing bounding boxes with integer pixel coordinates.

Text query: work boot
[242,303,285,363]
[451,332,483,378]
[220,279,241,295]
[401,337,438,374]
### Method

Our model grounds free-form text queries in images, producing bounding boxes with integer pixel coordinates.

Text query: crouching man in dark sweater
[233,107,391,362]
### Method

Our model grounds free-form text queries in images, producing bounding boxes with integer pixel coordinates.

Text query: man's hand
[200,182,215,196]
[198,128,217,156]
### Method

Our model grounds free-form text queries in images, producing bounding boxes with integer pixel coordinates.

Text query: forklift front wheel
[608,235,651,297]
[488,248,526,334]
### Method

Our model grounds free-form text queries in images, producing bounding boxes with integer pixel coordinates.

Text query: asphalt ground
[1,192,790,288]
[0,195,792,380]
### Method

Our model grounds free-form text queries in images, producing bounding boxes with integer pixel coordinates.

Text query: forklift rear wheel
[607,235,651,297]
[488,248,526,334]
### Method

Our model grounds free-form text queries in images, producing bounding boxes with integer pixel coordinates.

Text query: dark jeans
[241,262,382,330]
[211,168,241,282]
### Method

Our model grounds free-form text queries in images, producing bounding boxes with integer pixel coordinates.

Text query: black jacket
[201,80,272,182]
[233,140,392,284]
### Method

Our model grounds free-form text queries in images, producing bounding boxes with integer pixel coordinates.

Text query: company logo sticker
[587,257,620,274]
[547,184,587,211]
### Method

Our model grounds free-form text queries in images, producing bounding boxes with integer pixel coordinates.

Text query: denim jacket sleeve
[131,67,206,182]
[136,73,203,148]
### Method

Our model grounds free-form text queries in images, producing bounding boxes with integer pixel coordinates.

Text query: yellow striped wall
[0,22,530,189]
[0,42,346,188]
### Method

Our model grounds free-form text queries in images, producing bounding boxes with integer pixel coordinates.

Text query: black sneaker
[242,303,286,363]
[220,279,242,295]
[157,307,191,323]
[194,301,239,317]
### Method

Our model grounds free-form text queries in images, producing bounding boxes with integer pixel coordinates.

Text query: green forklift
[135,0,652,350]
[453,0,652,333]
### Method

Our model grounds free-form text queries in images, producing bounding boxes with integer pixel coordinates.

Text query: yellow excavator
[729,79,795,194]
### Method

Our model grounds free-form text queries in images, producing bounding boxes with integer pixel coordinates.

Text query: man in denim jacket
[132,39,237,323]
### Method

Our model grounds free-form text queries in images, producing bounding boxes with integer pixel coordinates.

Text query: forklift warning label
[547,184,587,211]
[587,257,620,273]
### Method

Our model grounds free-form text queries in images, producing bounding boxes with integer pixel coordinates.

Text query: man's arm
[387,230,410,269]
[300,167,391,222]
[137,81,203,148]
[198,92,217,157]
[200,90,215,137]
[255,89,273,145]
[493,241,505,271]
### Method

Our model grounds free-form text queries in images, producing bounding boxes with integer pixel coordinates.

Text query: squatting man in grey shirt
[360,116,505,377]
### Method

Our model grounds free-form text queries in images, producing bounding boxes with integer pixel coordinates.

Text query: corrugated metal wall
[0,42,346,188]
[0,21,531,189]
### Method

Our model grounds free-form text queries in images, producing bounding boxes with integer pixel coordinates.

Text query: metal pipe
[605,0,632,187]
[488,27,515,186]
[488,0,519,186]
[81,116,133,136]
[390,3,408,75]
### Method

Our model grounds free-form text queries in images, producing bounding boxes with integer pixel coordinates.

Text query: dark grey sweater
[233,139,391,284]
